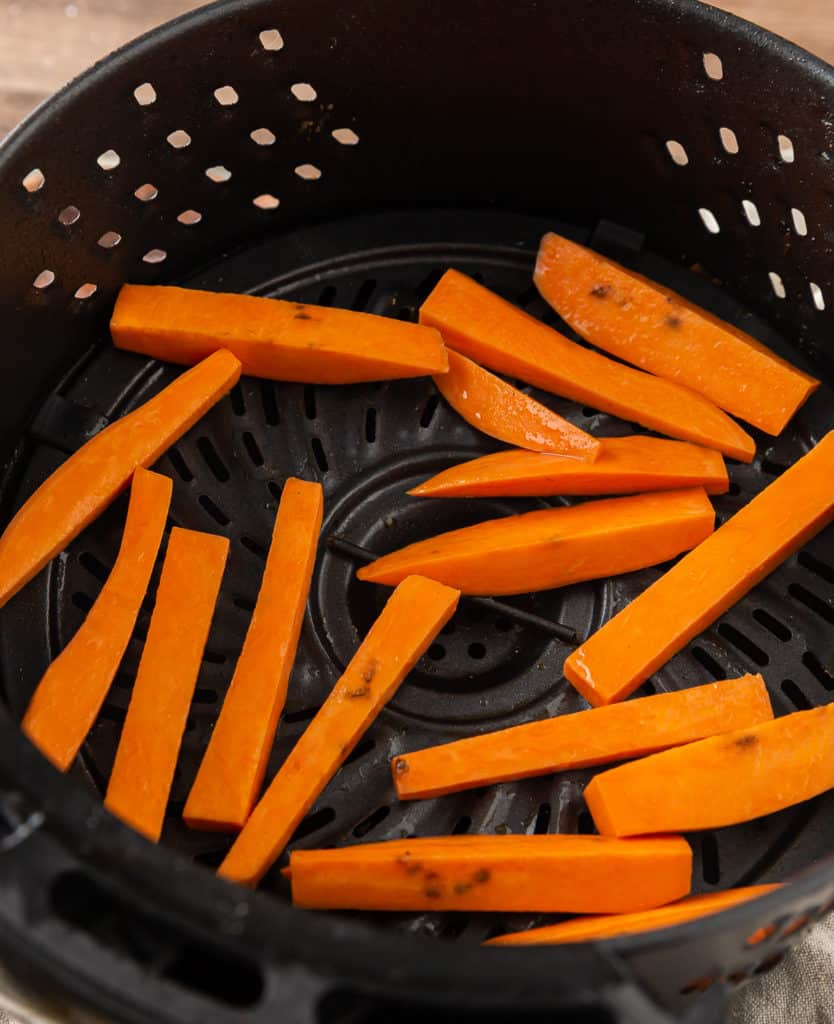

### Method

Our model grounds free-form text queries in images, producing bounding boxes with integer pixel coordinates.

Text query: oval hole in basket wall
[97,150,120,171]
[719,127,739,154]
[665,140,688,166]
[769,272,786,299]
[259,28,284,51]
[214,85,239,106]
[22,168,45,192]
[703,52,724,80]
[810,283,825,311]
[295,163,321,181]
[291,82,317,102]
[33,270,55,290]
[58,205,81,226]
[250,128,276,146]
[778,134,795,163]
[134,82,157,106]
[742,200,761,227]
[206,166,232,183]
[698,208,720,234]
[332,128,360,146]
[167,130,191,150]
[135,183,158,201]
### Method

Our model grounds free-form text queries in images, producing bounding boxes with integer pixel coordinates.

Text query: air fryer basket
[1,1,834,1021]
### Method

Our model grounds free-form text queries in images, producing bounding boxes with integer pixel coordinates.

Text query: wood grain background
[0,0,832,138]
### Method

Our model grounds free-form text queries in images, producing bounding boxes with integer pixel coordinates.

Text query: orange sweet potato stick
[392,675,773,800]
[419,270,754,461]
[111,284,448,384]
[0,349,240,610]
[535,232,819,435]
[410,435,728,499]
[584,704,834,836]
[184,478,323,831]
[285,834,692,913]
[22,469,172,771]
[485,885,781,946]
[218,575,460,886]
[358,488,714,596]
[433,350,600,460]
[105,528,229,842]
[565,431,834,706]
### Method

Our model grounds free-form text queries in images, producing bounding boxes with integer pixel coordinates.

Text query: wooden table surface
[0,0,832,139]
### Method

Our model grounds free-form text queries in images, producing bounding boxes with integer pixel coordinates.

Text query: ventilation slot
[289,806,336,844]
[311,437,329,473]
[533,802,551,835]
[753,608,791,642]
[79,552,110,584]
[426,643,445,662]
[318,285,337,306]
[701,832,720,884]
[197,437,230,482]
[781,679,811,710]
[717,623,768,666]
[72,592,94,613]
[577,810,595,835]
[352,805,390,838]
[798,550,834,583]
[229,384,245,416]
[260,382,280,426]
[365,407,377,443]
[344,737,375,767]
[167,448,194,482]
[691,645,725,680]
[803,651,834,690]
[303,384,317,420]
[351,278,376,312]
[283,705,321,725]
[414,268,444,302]
[420,394,440,428]
[198,495,230,526]
[789,583,834,624]
[242,432,264,467]
[240,535,268,561]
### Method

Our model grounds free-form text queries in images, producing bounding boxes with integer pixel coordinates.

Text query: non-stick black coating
[2,2,834,1023]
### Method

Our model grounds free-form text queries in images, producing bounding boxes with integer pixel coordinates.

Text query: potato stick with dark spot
[393,675,773,800]
[286,834,692,913]
[535,232,818,435]
[218,576,460,886]
[112,284,448,384]
[585,705,834,836]
[420,269,754,461]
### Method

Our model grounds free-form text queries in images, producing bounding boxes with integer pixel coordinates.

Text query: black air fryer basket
[2,1,834,1021]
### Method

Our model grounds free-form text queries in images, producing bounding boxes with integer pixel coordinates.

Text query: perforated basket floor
[4,208,834,948]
